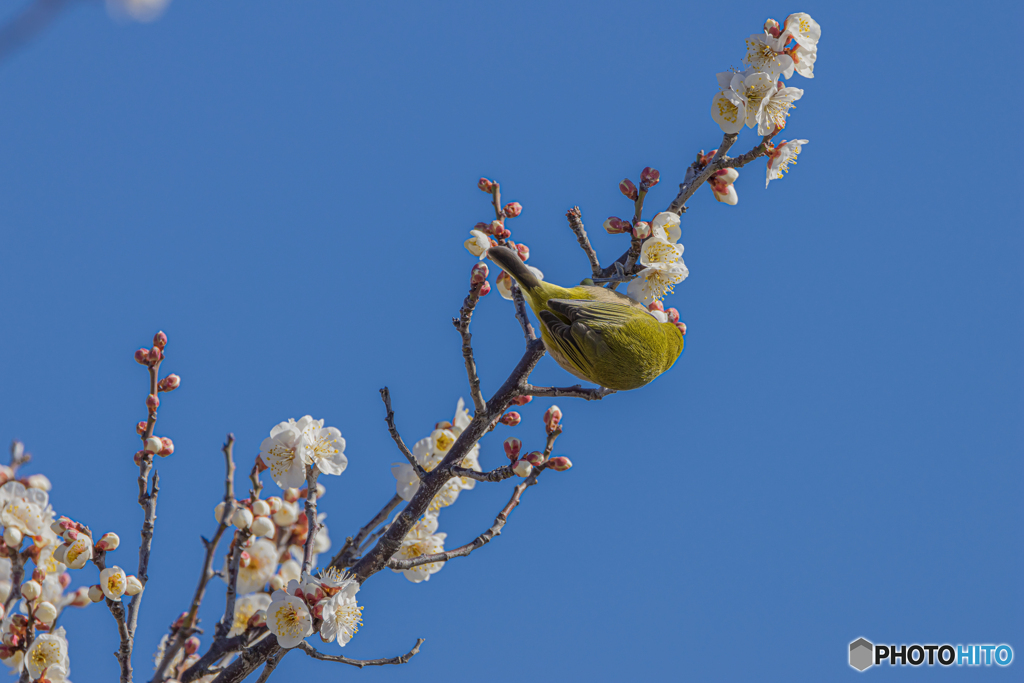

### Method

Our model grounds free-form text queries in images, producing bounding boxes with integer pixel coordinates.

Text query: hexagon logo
[849,638,874,671]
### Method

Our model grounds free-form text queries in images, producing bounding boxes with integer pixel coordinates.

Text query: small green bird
[488,246,684,391]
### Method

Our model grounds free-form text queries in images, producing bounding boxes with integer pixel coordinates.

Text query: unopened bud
[547,456,573,471]
[251,516,275,538]
[135,422,147,436]
[603,216,631,234]
[511,395,533,406]
[232,508,253,530]
[512,459,533,477]
[648,301,664,312]
[523,451,545,466]
[158,437,174,457]
[496,271,514,300]
[31,568,45,584]
[503,437,522,461]
[153,331,168,348]
[478,280,491,296]
[148,346,163,363]
[184,635,201,655]
[632,222,651,239]
[478,177,495,193]
[251,500,270,516]
[666,308,680,324]
[146,394,160,410]
[58,573,71,590]
[124,575,143,596]
[96,532,120,551]
[269,575,285,592]
[273,501,299,527]
[3,528,21,548]
[134,348,150,365]
[159,374,181,392]
[674,321,687,335]
[474,221,492,234]
[144,437,162,454]
[133,450,146,466]
[503,201,522,218]
[266,497,282,513]
[34,601,57,624]
[239,551,252,569]
[544,405,562,432]
[619,178,639,201]
[764,18,781,36]
[714,167,739,184]
[61,528,79,542]
[471,263,488,284]
[499,411,521,426]
[24,474,50,493]
[640,166,661,188]
[284,488,300,503]
[69,587,91,608]
[249,609,267,628]
[514,243,530,262]
[20,581,40,601]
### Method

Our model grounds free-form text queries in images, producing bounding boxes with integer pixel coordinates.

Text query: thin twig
[254,648,288,683]
[296,638,425,668]
[214,531,247,640]
[453,280,487,415]
[301,467,321,572]
[523,384,616,401]
[329,494,403,570]
[387,472,538,570]
[152,435,237,683]
[380,388,426,479]
[450,464,514,483]
[210,635,280,683]
[511,283,536,342]
[565,207,601,278]
[93,551,133,683]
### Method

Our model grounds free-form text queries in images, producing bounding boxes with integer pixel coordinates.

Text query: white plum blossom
[744,30,793,79]
[650,212,681,244]
[627,237,689,305]
[277,558,302,586]
[464,230,491,259]
[781,44,817,79]
[260,421,306,489]
[756,80,803,135]
[710,167,740,205]
[455,444,482,490]
[297,417,348,477]
[766,139,809,187]
[0,481,50,538]
[391,514,447,583]
[229,593,273,637]
[25,627,69,681]
[712,70,802,136]
[229,538,278,594]
[100,566,127,600]
[266,589,313,649]
[783,12,821,50]
[318,573,363,646]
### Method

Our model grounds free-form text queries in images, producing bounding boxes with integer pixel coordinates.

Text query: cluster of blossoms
[266,567,362,649]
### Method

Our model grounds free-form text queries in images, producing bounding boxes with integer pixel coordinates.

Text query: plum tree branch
[296,638,425,668]
[379,387,426,479]
[565,206,601,278]
[453,280,488,415]
[524,384,616,400]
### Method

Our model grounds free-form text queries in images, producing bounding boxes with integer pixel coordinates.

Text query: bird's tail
[487,246,542,292]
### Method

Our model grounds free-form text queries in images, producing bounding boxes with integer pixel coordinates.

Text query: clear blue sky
[0,1,1021,681]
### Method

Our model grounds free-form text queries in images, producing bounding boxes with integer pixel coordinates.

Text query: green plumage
[488,246,684,391]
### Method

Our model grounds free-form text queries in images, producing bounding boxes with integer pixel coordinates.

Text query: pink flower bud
[146,394,160,410]
[135,422,147,436]
[158,437,174,457]
[513,242,531,262]
[474,221,492,234]
[69,586,91,608]
[144,436,162,454]
[603,217,630,234]
[503,437,522,461]
[159,374,181,392]
[88,585,105,603]
[764,18,781,36]
[172,612,190,629]
[648,301,664,312]
[239,551,251,568]
[148,346,163,363]
[153,331,167,348]
[133,451,146,466]
[284,488,300,503]
[266,496,282,513]
[471,263,489,284]
[96,532,120,551]
[544,405,562,432]
[547,456,573,471]
[619,178,639,201]
[640,166,660,188]
[503,202,522,218]
[248,609,267,628]
[134,348,150,365]
[490,219,504,234]
[512,459,533,477]
[495,227,511,239]
[478,177,495,193]
[632,222,651,239]
[478,280,491,296]
[666,308,680,324]
[675,321,687,335]
[511,395,533,406]
[184,636,200,655]
[32,568,45,583]
[499,411,521,426]
[523,451,545,466]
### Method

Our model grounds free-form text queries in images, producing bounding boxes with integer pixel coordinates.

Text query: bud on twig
[478,177,495,193]
[471,263,489,285]
[135,422,147,436]
[632,222,651,239]
[547,456,573,471]
[146,394,160,410]
[666,308,680,323]
[544,405,562,433]
[512,459,533,478]
[184,636,201,655]
[478,280,491,296]
[603,217,631,234]
[502,202,522,218]
[144,437,162,454]
[96,532,120,551]
[153,331,167,348]
[511,395,533,406]
[514,243,530,262]
[640,166,660,188]
[503,438,522,461]
[499,411,521,426]
[158,437,174,457]
[619,178,639,201]
[158,374,181,392]
[523,451,545,466]
[148,347,163,363]
[134,349,150,365]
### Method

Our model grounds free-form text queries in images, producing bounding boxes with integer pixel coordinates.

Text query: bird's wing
[546,298,639,331]
[538,308,609,375]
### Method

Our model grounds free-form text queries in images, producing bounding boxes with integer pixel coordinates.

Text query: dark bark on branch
[566,207,601,278]
[524,384,616,400]
[329,493,403,570]
[296,638,424,668]
[451,464,515,483]
[454,281,487,414]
